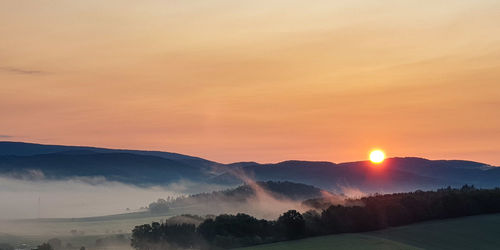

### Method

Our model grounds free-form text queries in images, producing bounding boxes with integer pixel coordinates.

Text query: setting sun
[370,150,386,164]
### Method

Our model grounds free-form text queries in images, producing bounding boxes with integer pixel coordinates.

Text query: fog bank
[0,175,227,219]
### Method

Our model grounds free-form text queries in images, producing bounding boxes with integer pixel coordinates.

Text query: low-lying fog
[0,175,227,219]
[0,172,366,250]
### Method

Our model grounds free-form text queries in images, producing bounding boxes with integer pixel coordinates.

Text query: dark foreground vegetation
[130,185,500,250]
[27,236,128,250]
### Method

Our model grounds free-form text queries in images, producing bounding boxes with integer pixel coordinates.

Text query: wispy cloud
[0,67,45,75]
[0,135,13,138]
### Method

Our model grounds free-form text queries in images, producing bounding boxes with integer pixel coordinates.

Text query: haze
[1,0,499,164]
[0,174,232,219]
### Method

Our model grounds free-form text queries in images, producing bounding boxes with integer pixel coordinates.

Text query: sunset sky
[1,0,499,165]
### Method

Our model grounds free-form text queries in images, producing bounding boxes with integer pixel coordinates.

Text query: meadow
[239,213,500,250]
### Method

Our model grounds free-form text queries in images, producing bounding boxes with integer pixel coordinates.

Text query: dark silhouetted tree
[277,210,305,240]
[36,243,53,250]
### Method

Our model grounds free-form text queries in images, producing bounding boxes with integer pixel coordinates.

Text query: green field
[239,234,419,250]
[239,213,500,250]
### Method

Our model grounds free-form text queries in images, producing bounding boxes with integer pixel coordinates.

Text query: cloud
[0,66,45,75]
[0,135,13,138]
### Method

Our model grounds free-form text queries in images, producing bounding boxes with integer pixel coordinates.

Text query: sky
[1,0,499,165]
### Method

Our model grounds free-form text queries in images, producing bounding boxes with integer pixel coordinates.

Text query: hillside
[0,141,214,165]
[239,234,417,250]
[215,158,498,192]
[238,213,500,250]
[146,181,330,218]
[1,142,498,193]
[0,152,216,184]
[163,181,328,208]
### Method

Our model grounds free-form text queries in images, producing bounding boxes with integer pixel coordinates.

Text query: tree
[36,243,53,250]
[165,223,197,248]
[148,199,170,213]
[197,218,216,242]
[197,213,274,248]
[302,210,324,236]
[131,224,155,250]
[277,210,305,240]
[131,186,500,249]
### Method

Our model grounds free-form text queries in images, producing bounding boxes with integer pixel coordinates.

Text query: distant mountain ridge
[0,141,218,168]
[0,152,214,184]
[223,157,498,193]
[0,141,498,193]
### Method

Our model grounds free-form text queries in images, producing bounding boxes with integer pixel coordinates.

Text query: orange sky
[1,0,499,165]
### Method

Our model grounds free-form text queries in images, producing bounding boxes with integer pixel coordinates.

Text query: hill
[238,213,500,250]
[0,152,217,184]
[147,181,330,218]
[1,141,499,193]
[215,158,498,192]
[161,181,328,207]
[238,234,417,250]
[0,141,219,169]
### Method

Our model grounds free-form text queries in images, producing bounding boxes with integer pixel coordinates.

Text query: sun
[369,149,385,164]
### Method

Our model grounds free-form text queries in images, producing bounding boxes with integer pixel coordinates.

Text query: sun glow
[369,150,385,164]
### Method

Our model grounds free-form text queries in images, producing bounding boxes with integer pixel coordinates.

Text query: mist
[0,175,227,219]
[192,169,345,219]
[231,172,311,219]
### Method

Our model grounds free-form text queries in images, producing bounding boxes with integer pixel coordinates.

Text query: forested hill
[1,142,499,193]
[215,158,499,192]
[131,185,500,250]
[146,181,330,217]
[155,181,328,209]
[0,141,218,169]
[0,141,225,184]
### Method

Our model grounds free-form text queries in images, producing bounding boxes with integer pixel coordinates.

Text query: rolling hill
[163,181,329,209]
[0,141,498,193]
[238,213,500,250]
[213,158,498,193]
[0,151,215,184]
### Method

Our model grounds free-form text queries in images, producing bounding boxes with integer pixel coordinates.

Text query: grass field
[239,234,419,250]
[239,213,500,250]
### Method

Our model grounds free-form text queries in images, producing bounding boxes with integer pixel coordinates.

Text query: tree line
[131,185,500,249]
